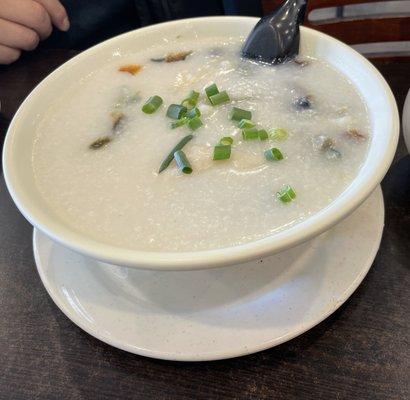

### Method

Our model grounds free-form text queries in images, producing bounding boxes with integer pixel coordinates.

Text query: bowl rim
[2,16,399,270]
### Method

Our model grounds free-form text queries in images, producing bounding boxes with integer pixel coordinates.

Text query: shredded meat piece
[110,111,125,131]
[344,128,367,142]
[294,56,309,67]
[165,51,192,63]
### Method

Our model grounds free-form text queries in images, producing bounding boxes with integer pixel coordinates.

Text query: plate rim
[33,187,385,361]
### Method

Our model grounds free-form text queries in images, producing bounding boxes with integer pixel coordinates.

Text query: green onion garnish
[277,185,296,203]
[230,107,252,121]
[209,91,230,106]
[265,148,284,161]
[170,117,188,129]
[271,128,288,141]
[182,90,200,108]
[174,150,193,174]
[158,134,194,173]
[242,127,259,140]
[188,116,203,131]
[213,145,231,160]
[238,119,254,129]
[187,107,201,119]
[141,95,163,114]
[167,104,187,119]
[258,129,269,141]
[205,83,219,100]
[219,136,233,146]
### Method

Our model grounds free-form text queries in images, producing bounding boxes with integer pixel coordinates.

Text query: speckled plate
[33,186,384,361]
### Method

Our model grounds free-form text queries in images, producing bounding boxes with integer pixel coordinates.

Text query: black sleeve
[42,0,262,50]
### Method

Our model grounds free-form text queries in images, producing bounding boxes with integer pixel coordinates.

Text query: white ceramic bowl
[403,89,410,153]
[3,17,399,270]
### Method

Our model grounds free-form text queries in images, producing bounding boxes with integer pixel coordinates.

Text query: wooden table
[0,50,409,400]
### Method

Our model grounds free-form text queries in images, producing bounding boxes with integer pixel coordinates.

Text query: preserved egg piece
[89,136,112,150]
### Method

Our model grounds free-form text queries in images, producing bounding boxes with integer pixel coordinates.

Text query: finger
[0,0,52,40]
[34,0,69,31]
[0,18,39,51]
[0,44,21,65]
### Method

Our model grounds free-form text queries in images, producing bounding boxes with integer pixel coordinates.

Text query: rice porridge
[32,37,370,251]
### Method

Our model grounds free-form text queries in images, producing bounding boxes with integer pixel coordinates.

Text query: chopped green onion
[238,119,254,129]
[174,150,193,174]
[229,107,252,121]
[277,185,296,203]
[170,117,188,129]
[188,116,203,131]
[209,90,230,106]
[205,83,219,100]
[219,136,233,146]
[271,128,288,141]
[213,145,231,160]
[182,90,200,108]
[167,104,187,119]
[258,129,269,141]
[265,147,284,161]
[187,107,201,119]
[242,127,259,140]
[158,134,194,173]
[142,95,163,114]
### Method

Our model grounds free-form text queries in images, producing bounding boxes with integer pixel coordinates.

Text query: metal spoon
[242,0,307,64]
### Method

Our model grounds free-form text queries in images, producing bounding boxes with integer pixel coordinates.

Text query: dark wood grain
[0,49,409,400]
[262,0,410,59]
[309,17,410,44]
[0,50,78,120]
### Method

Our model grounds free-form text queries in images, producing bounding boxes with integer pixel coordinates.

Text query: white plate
[33,186,384,361]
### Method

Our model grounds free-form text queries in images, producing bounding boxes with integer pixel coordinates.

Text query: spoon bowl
[242,0,307,63]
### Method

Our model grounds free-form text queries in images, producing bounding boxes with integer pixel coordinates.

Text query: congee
[32,37,370,251]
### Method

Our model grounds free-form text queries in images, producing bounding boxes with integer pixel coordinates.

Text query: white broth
[32,37,370,251]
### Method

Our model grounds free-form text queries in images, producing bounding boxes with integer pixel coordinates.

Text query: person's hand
[0,0,69,64]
